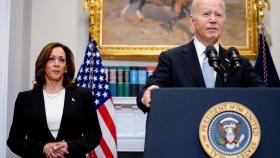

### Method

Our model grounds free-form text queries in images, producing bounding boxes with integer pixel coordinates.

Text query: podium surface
[144,88,280,158]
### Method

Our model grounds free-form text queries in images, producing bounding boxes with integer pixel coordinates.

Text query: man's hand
[43,140,68,158]
[142,85,159,108]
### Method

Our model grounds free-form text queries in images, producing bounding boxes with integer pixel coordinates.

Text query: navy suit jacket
[137,40,265,112]
[7,87,102,158]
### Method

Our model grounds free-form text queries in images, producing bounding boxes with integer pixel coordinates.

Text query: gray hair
[190,0,226,17]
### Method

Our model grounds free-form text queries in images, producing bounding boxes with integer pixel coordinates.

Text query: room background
[1,0,279,157]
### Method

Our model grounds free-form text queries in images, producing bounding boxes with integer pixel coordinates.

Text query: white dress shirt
[193,37,219,80]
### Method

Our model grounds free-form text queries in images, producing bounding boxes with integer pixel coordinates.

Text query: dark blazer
[7,87,102,158]
[137,40,265,112]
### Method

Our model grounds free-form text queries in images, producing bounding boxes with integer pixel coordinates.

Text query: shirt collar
[193,37,220,58]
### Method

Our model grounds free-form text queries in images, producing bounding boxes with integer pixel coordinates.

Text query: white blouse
[43,88,65,139]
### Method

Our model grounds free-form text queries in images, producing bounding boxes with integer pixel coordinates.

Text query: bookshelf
[113,97,137,105]
[113,97,147,151]
[104,62,156,151]
[105,66,156,97]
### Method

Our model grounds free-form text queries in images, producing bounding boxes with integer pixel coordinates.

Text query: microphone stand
[205,45,241,87]
[218,64,228,87]
[216,59,240,87]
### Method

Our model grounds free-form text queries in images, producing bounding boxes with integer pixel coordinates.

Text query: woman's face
[45,47,67,83]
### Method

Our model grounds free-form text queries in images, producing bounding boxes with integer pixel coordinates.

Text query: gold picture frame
[93,0,258,61]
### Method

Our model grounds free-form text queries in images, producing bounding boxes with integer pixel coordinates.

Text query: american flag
[77,38,117,158]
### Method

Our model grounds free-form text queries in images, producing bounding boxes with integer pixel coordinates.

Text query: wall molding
[0,0,11,157]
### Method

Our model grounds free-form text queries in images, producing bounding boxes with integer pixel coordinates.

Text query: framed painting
[93,0,258,60]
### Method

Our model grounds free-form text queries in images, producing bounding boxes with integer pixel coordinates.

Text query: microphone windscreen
[205,45,218,57]
[228,47,239,56]
[227,47,241,69]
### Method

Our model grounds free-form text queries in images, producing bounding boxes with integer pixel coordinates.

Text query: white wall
[6,0,32,157]
[265,0,280,75]
[29,0,82,87]
[0,0,11,157]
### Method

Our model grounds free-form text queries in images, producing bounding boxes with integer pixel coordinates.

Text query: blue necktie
[202,55,215,88]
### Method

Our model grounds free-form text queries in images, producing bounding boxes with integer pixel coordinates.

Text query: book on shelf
[117,67,124,97]
[108,66,117,97]
[104,66,109,82]
[138,67,147,94]
[123,67,130,97]
[105,66,156,97]
[146,66,156,78]
[129,66,139,97]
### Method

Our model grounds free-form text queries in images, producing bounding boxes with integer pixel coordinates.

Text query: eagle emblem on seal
[216,117,245,150]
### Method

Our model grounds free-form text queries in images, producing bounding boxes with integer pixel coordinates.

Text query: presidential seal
[199,102,261,158]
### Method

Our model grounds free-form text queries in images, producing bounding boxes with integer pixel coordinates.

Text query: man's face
[190,0,225,46]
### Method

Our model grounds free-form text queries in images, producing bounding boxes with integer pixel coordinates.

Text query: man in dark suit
[137,0,265,113]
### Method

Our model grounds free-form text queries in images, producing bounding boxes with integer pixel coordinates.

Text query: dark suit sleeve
[7,92,45,157]
[67,88,102,155]
[137,52,173,113]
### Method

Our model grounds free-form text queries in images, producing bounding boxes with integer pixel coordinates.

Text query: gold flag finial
[82,0,88,11]
[254,0,272,47]
[253,0,271,25]
[82,0,101,39]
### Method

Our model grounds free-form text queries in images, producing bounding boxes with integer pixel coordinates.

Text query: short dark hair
[33,42,76,91]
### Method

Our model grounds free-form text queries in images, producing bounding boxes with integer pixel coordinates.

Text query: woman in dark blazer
[7,42,102,158]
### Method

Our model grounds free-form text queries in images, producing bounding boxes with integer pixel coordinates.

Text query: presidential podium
[144,88,280,158]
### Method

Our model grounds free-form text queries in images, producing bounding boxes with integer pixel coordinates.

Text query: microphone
[227,47,241,70]
[205,45,221,72]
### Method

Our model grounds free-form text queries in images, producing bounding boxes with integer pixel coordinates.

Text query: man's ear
[189,16,195,33]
